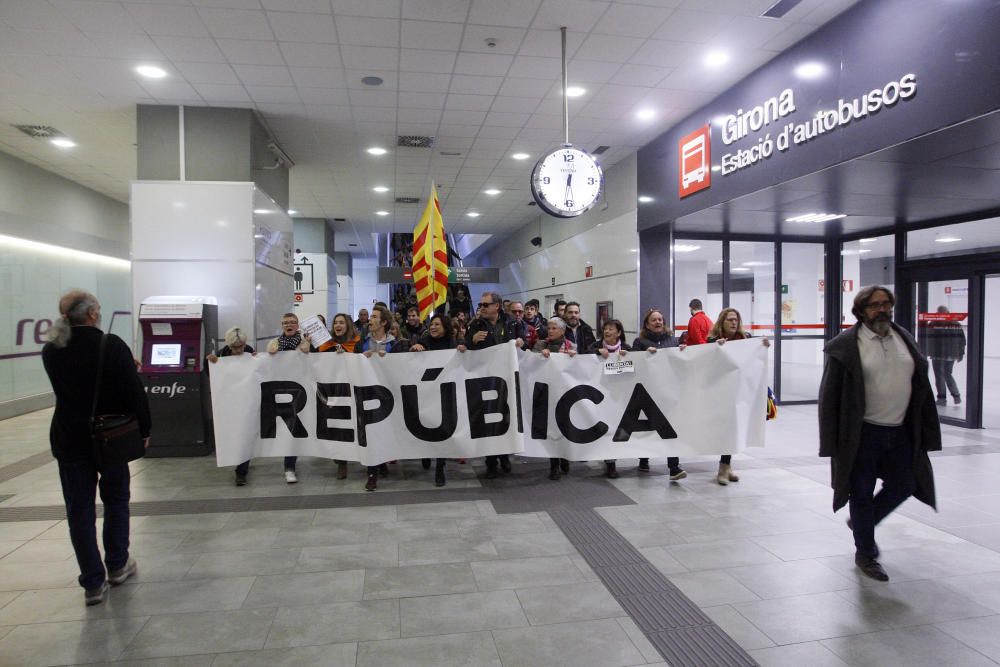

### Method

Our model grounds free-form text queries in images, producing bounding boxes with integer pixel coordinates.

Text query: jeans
[665,455,730,470]
[57,458,131,590]
[931,358,960,399]
[849,422,916,559]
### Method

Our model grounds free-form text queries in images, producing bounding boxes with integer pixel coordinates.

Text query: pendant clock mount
[530,27,604,219]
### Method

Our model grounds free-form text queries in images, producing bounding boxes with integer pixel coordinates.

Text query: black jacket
[414,333,457,350]
[565,320,596,352]
[632,330,679,351]
[818,322,940,512]
[42,326,151,462]
[464,317,516,349]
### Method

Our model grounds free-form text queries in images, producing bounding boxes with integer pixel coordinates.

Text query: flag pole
[427,182,434,319]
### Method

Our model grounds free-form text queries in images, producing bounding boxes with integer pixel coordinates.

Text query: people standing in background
[207,327,256,486]
[819,285,940,582]
[524,299,547,333]
[403,306,425,345]
[686,298,712,346]
[354,308,370,339]
[563,302,596,352]
[553,299,567,320]
[631,308,681,476]
[267,312,309,483]
[42,290,150,606]
[925,305,966,406]
[506,300,535,348]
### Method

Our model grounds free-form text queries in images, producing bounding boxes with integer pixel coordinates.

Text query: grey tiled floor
[2,406,1000,665]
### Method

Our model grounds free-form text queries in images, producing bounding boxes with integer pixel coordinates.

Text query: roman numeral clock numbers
[530,146,604,218]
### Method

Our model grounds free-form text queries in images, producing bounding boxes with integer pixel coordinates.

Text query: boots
[559,458,569,473]
[336,461,348,479]
[435,459,446,487]
[548,458,561,480]
[717,462,739,485]
[605,461,618,479]
[421,458,432,470]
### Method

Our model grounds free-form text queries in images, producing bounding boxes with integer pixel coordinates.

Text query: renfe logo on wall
[678,125,711,198]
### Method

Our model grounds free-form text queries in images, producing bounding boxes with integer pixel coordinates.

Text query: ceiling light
[565,86,586,97]
[936,236,962,243]
[742,261,772,267]
[794,62,826,79]
[859,237,877,244]
[711,165,721,172]
[466,211,480,218]
[361,76,384,86]
[841,248,873,255]
[713,115,729,127]
[731,267,751,272]
[673,244,701,253]
[135,65,167,79]
[484,189,501,196]
[511,152,530,160]
[287,209,298,215]
[638,196,654,203]
[50,138,76,148]
[630,248,638,252]
[253,208,271,214]
[375,210,390,216]
[704,51,729,68]
[372,185,389,193]
[253,234,265,239]
[786,212,847,223]
[636,108,655,121]
[366,146,387,156]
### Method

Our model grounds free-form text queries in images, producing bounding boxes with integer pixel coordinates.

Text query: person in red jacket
[686,298,712,345]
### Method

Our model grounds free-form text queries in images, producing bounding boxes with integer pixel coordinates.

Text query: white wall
[352,256,379,318]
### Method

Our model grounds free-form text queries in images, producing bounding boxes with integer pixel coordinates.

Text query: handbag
[90,334,146,466]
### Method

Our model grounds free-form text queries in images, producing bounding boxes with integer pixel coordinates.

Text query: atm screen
[150,343,182,366]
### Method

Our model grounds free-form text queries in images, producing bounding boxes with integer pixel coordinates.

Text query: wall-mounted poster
[596,301,613,333]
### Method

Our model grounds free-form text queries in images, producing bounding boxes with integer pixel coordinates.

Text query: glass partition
[673,240,722,332]
[842,234,894,331]
[781,243,825,337]
[907,218,1000,260]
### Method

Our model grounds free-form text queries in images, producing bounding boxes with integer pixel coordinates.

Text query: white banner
[209,340,768,466]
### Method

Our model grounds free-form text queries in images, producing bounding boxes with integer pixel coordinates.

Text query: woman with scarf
[587,319,631,479]
[631,309,681,477]
[318,314,362,479]
[410,313,457,486]
[359,305,402,491]
[533,317,575,480]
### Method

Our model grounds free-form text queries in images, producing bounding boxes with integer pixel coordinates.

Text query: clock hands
[565,173,573,206]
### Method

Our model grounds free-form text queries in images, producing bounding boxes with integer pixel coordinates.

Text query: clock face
[530,146,604,218]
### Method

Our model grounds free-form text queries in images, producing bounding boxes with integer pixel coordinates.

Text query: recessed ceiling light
[859,237,877,244]
[742,261,773,267]
[711,165,721,172]
[638,196,654,203]
[287,209,298,215]
[361,76,384,86]
[366,147,387,156]
[704,51,729,68]
[135,65,167,79]
[731,266,751,272]
[630,248,638,252]
[673,244,701,253]
[375,210,390,216]
[466,211,480,218]
[484,189,501,196]
[786,212,847,223]
[372,185,389,193]
[936,236,962,243]
[253,208,271,214]
[50,137,76,148]
[794,62,826,79]
[841,248,873,256]
[636,108,655,121]
[511,152,530,160]
[565,86,586,97]
[713,115,729,127]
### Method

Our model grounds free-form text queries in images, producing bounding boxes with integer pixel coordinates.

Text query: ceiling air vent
[761,0,803,18]
[398,135,434,148]
[592,145,610,155]
[13,124,63,138]
[395,197,420,204]
[334,218,346,222]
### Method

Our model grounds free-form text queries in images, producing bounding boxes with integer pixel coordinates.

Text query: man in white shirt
[819,285,941,582]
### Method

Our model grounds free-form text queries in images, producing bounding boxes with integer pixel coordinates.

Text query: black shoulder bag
[90,334,146,466]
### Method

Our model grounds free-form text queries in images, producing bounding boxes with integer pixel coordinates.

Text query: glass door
[912,278,972,426]
[985,275,1000,429]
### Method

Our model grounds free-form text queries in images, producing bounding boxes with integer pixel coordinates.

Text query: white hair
[548,317,567,330]
[47,290,100,348]
[224,326,248,348]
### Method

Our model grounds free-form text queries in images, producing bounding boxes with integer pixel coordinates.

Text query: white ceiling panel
[339,45,399,71]
[532,0,610,33]
[151,35,228,62]
[592,3,673,38]
[334,16,400,47]
[261,0,331,13]
[454,52,515,77]
[331,0,402,19]
[193,83,253,103]
[446,94,494,111]
[460,25,528,55]
[400,48,457,73]
[234,64,295,87]
[216,38,285,65]
[291,67,347,89]
[176,62,242,85]
[398,91,447,109]
[197,8,274,40]
[401,0,471,23]
[125,4,210,38]
[90,33,167,60]
[507,55,561,79]
[576,33,644,63]
[267,11,338,43]
[448,74,503,96]
[401,20,464,50]
[279,42,342,67]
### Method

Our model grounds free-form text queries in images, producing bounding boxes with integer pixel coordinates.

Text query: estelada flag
[412,183,449,321]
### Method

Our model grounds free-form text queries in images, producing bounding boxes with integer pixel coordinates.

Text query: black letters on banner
[613,383,678,441]
[555,385,609,443]
[260,381,308,438]
[354,385,394,447]
[465,376,510,439]
[316,382,353,442]
[531,382,549,440]
[400,382,458,441]
[514,371,523,434]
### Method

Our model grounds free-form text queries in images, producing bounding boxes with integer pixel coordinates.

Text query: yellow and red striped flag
[412,183,449,321]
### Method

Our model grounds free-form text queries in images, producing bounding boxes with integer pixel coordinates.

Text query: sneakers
[365,473,378,492]
[336,461,348,479]
[235,472,247,486]
[284,469,298,484]
[108,558,137,586]
[84,581,108,606]
[638,458,650,472]
[668,467,687,481]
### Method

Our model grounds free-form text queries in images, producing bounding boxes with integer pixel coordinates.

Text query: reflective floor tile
[295,542,399,572]
[356,630,500,667]
[471,556,584,591]
[397,537,498,566]
[400,590,527,637]
[492,618,646,667]
[514,582,625,625]
[121,608,276,660]
[821,625,997,667]
[363,562,477,599]
[264,599,400,647]
[0,616,148,665]
[242,570,365,607]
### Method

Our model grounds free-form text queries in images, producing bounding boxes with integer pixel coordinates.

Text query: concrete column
[638,223,673,328]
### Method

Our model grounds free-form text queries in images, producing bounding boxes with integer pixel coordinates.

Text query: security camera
[485,37,497,48]
[530,236,542,247]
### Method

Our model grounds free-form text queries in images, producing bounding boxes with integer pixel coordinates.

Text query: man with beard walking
[819,285,940,581]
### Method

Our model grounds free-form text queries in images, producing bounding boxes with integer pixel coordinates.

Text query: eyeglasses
[864,301,893,311]
[478,302,496,308]
[510,309,524,313]
[281,321,298,326]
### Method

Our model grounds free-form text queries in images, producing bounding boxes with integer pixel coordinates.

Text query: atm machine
[137,296,218,457]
